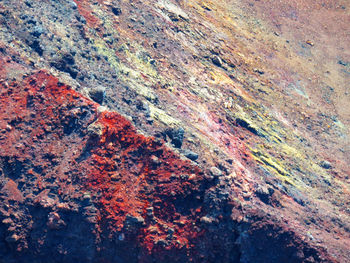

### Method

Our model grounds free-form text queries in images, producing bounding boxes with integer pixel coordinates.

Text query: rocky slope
[0,0,349,262]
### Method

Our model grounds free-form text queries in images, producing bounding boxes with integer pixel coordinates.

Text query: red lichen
[85,110,206,253]
[0,63,207,261]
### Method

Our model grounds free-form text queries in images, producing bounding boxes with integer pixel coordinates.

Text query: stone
[47,212,66,230]
[255,185,274,204]
[2,218,13,225]
[156,239,167,247]
[211,55,223,67]
[87,122,104,137]
[306,40,314,46]
[89,86,106,104]
[183,149,199,161]
[209,167,223,178]
[165,127,185,148]
[150,155,161,165]
[253,68,265,75]
[320,160,332,169]
[125,214,145,226]
[112,7,122,16]
[200,216,214,224]
[69,0,78,9]
[30,26,44,38]
[338,60,348,66]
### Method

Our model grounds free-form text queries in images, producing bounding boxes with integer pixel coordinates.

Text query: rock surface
[0,0,349,262]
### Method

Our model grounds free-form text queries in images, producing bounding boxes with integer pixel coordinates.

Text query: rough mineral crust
[0,0,349,262]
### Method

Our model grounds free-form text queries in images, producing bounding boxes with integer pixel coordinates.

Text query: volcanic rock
[0,0,349,262]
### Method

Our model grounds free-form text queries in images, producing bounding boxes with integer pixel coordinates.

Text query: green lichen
[148,104,180,125]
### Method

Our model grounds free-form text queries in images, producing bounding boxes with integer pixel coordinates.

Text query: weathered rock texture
[0,0,349,262]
